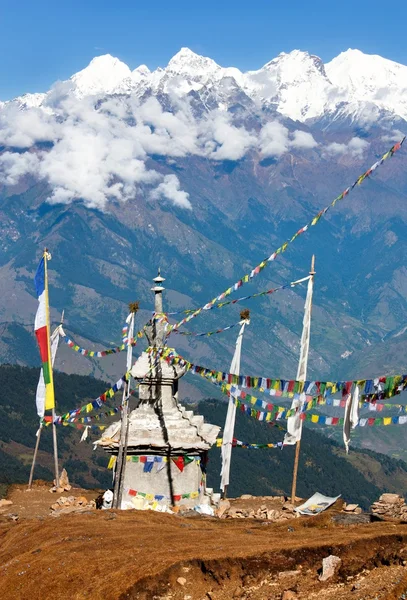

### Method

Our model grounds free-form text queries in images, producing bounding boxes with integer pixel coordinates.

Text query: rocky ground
[1,483,407,600]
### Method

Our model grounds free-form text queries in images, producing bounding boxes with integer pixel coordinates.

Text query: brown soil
[1,483,407,600]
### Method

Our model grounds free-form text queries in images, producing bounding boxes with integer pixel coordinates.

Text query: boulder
[0,499,13,508]
[379,493,402,504]
[319,555,341,581]
[343,503,359,512]
[216,499,230,519]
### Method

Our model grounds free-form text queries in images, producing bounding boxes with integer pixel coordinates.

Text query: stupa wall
[120,452,206,509]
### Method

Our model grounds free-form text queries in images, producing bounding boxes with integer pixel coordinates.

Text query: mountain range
[0,47,406,461]
[7,47,407,125]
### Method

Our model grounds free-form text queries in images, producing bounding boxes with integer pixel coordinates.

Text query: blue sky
[1,0,405,100]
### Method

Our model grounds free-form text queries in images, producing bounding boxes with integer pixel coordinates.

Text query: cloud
[259,121,289,157]
[291,130,318,149]
[325,136,369,158]
[0,91,320,210]
[259,122,317,156]
[150,174,191,209]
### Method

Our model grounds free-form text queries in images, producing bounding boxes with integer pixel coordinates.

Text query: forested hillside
[1,364,407,509]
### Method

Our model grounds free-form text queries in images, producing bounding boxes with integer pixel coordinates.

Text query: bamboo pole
[291,255,315,504]
[44,249,59,489]
[113,306,137,509]
[113,383,129,508]
[52,408,60,488]
[28,424,43,489]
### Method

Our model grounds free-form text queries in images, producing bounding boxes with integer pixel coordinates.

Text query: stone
[216,499,230,518]
[59,469,70,489]
[0,499,12,507]
[177,577,187,586]
[282,503,295,512]
[74,496,88,506]
[344,503,359,512]
[240,494,253,499]
[282,591,298,600]
[278,570,301,579]
[379,493,402,504]
[319,555,341,581]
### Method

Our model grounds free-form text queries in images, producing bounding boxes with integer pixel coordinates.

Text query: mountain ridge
[5,47,407,123]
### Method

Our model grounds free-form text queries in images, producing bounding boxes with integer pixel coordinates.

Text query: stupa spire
[151,267,165,314]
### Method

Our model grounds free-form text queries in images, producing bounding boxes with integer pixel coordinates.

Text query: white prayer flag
[220,320,248,491]
[284,275,313,445]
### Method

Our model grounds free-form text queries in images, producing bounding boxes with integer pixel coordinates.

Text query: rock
[59,468,70,490]
[177,577,187,586]
[344,503,359,512]
[216,499,230,518]
[278,570,301,579]
[319,555,341,581]
[240,494,253,499]
[379,493,402,504]
[282,503,295,512]
[74,496,88,506]
[0,499,12,508]
[282,591,298,600]
[332,513,371,525]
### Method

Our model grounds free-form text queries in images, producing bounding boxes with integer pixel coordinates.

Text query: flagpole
[44,249,60,489]
[28,424,43,489]
[113,303,138,509]
[291,255,315,504]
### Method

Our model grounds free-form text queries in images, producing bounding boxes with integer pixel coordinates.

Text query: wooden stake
[291,255,315,505]
[291,439,301,504]
[28,424,43,489]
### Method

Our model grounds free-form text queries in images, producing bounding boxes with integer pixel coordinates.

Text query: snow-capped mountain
[5,47,407,124]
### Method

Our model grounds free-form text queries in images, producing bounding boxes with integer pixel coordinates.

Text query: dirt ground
[1,483,407,600]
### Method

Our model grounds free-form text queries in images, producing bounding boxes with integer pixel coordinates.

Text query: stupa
[96,270,220,509]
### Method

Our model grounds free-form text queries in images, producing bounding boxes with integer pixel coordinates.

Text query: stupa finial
[151,268,165,314]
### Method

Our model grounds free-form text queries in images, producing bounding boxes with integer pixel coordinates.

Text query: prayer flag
[34,254,55,411]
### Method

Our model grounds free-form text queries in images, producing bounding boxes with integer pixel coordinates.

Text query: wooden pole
[291,255,315,505]
[113,306,137,509]
[113,384,128,508]
[291,439,301,503]
[43,249,59,489]
[52,408,60,488]
[28,424,43,489]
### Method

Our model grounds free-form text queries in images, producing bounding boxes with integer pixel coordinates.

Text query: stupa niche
[96,269,220,509]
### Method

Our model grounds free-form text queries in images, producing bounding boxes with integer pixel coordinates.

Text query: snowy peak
[263,50,328,80]
[166,47,221,77]
[4,47,407,124]
[326,48,407,121]
[327,48,407,95]
[71,54,132,97]
[243,50,334,121]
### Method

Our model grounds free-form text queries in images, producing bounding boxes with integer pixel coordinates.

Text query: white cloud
[259,121,289,157]
[291,130,318,149]
[325,136,369,158]
[150,174,191,209]
[0,92,321,210]
[259,122,317,157]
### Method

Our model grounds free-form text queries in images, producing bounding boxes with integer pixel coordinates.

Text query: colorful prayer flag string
[124,487,200,502]
[153,346,407,402]
[172,319,242,337]
[162,276,311,317]
[171,139,405,331]
[62,328,144,358]
[216,438,283,449]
